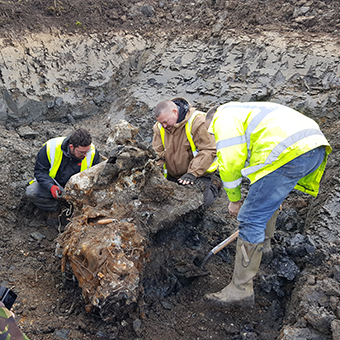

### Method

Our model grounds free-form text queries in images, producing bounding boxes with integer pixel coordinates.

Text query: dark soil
[0,0,339,39]
[1,1,339,340]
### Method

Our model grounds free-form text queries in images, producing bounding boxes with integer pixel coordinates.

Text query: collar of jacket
[167,107,197,133]
[174,98,190,123]
[61,136,75,159]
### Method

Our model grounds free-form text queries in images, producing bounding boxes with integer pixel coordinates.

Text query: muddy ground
[0,1,340,340]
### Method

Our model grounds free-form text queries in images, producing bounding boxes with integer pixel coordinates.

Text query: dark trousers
[167,174,219,208]
[25,181,63,212]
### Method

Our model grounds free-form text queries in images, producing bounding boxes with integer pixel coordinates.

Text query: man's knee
[203,179,219,208]
[25,184,36,201]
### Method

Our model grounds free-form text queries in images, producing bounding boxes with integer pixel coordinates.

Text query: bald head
[154,101,178,118]
[154,100,179,132]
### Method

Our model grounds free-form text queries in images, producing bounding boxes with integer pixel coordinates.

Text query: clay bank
[1,26,340,340]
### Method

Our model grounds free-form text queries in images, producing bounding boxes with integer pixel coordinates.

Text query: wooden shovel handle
[211,230,239,255]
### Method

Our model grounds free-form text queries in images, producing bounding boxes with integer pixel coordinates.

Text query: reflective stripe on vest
[241,128,325,177]
[46,137,96,178]
[158,110,218,178]
[222,177,242,190]
[158,123,168,178]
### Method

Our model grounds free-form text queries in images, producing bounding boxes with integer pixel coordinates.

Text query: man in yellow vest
[26,129,100,221]
[152,98,221,207]
[204,102,332,307]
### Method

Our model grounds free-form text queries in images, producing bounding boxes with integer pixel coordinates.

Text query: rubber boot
[205,238,263,308]
[262,209,279,263]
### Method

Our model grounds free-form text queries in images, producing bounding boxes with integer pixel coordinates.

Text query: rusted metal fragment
[57,121,204,320]
[59,216,144,319]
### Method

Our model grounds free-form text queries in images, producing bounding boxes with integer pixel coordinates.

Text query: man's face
[70,144,91,160]
[157,109,178,132]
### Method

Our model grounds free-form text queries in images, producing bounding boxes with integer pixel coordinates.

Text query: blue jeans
[238,147,326,244]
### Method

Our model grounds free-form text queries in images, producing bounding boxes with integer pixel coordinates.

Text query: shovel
[200,230,239,268]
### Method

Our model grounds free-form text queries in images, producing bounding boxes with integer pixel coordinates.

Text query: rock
[286,233,316,257]
[304,306,335,335]
[331,319,340,340]
[54,329,70,339]
[333,265,340,283]
[318,278,340,297]
[17,126,38,139]
[67,114,75,124]
[294,16,317,27]
[30,232,46,241]
[276,209,299,232]
[271,256,300,281]
[140,4,155,17]
[160,300,172,310]
[293,6,310,18]
[278,325,330,340]
[133,318,142,336]
[106,119,139,148]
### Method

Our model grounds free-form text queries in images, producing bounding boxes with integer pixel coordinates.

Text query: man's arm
[152,123,164,155]
[187,114,217,178]
[92,148,101,166]
[213,113,247,202]
[34,145,55,192]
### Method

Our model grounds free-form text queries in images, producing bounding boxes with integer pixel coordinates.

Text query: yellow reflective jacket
[209,102,332,202]
[45,137,96,179]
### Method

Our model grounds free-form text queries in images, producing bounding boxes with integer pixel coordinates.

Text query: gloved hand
[178,173,196,185]
[50,185,62,199]
[195,178,205,192]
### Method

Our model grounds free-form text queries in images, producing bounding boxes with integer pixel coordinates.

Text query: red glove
[50,185,62,199]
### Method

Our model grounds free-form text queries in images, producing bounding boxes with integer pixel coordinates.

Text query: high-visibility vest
[45,137,96,178]
[210,102,332,201]
[158,111,218,178]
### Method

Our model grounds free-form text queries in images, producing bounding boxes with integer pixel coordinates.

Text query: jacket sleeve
[152,123,165,157]
[214,114,247,202]
[34,144,55,192]
[92,148,100,166]
[188,114,217,178]
[0,303,30,340]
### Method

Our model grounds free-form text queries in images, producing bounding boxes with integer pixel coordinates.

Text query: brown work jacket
[152,104,217,179]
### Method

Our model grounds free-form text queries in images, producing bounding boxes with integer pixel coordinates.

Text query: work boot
[262,209,279,263]
[205,238,263,308]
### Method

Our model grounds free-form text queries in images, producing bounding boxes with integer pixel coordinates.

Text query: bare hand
[228,201,242,217]
[178,173,196,186]
[178,178,194,185]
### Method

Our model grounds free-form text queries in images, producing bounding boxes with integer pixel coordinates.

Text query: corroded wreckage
[57,120,204,320]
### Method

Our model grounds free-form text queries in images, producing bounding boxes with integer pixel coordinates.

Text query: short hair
[206,106,219,123]
[154,100,177,118]
[69,128,92,147]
